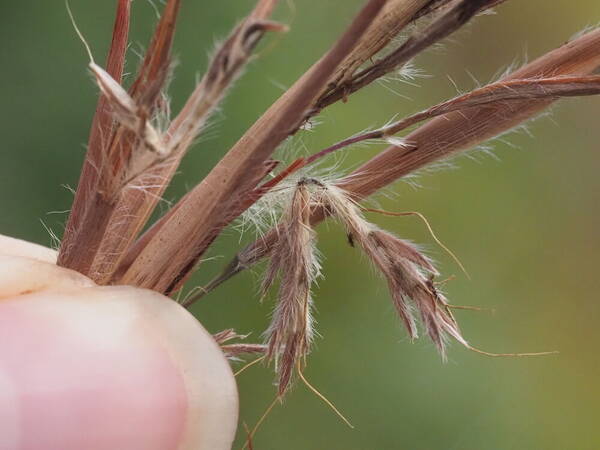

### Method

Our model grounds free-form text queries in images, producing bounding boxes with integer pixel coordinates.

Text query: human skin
[0,234,238,450]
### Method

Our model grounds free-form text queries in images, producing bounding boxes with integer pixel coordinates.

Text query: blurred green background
[1,1,599,449]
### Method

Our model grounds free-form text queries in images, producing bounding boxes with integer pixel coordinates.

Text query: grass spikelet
[316,183,465,356]
[263,180,320,395]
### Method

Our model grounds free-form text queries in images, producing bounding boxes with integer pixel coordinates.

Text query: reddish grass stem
[196,28,600,300]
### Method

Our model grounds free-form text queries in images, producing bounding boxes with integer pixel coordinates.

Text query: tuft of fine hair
[314,182,467,358]
[262,180,321,395]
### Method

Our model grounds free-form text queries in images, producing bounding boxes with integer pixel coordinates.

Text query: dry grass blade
[58,0,131,269]
[59,0,280,283]
[200,28,600,296]
[128,0,182,104]
[314,0,502,112]
[339,28,600,198]
[114,0,500,292]
[307,75,600,164]
[105,1,281,284]
[58,0,180,276]
[91,1,282,283]
[327,0,432,87]
[118,0,389,294]
[202,74,600,192]
[116,156,288,286]
[158,1,507,287]
[414,0,506,21]
[412,0,455,19]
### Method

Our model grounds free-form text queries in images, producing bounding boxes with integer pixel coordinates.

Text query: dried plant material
[366,229,465,354]
[112,0,503,292]
[314,0,502,112]
[259,178,464,392]
[339,28,600,198]
[90,5,284,284]
[13,3,600,443]
[306,75,600,164]
[360,208,469,279]
[262,182,552,364]
[263,182,319,395]
[59,0,131,231]
[414,0,507,20]
[411,0,455,19]
[213,328,244,345]
[58,0,180,275]
[203,28,600,292]
[221,73,600,193]
[120,0,505,293]
[129,0,182,105]
[58,0,280,283]
[314,183,466,356]
[328,0,432,87]
[466,346,558,358]
[167,19,287,156]
[214,329,268,359]
[90,3,284,284]
[89,63,164,155]
[222,344,268,359]
[118,0,389,294]
[58,0,131,268]
[243,363,353,449]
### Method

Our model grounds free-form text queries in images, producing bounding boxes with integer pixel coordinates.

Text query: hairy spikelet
[315,183,465,357]
[262,177,466,387]
[263,181,320,395]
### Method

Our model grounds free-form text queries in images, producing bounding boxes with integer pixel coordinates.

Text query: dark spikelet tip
[278,369,293,397]
[276,336,300,396]
[243,20,288,51]
[253,19,289,34]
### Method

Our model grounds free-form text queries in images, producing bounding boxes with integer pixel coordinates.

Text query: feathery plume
[315,183,465,357]
[262,180,320,395]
